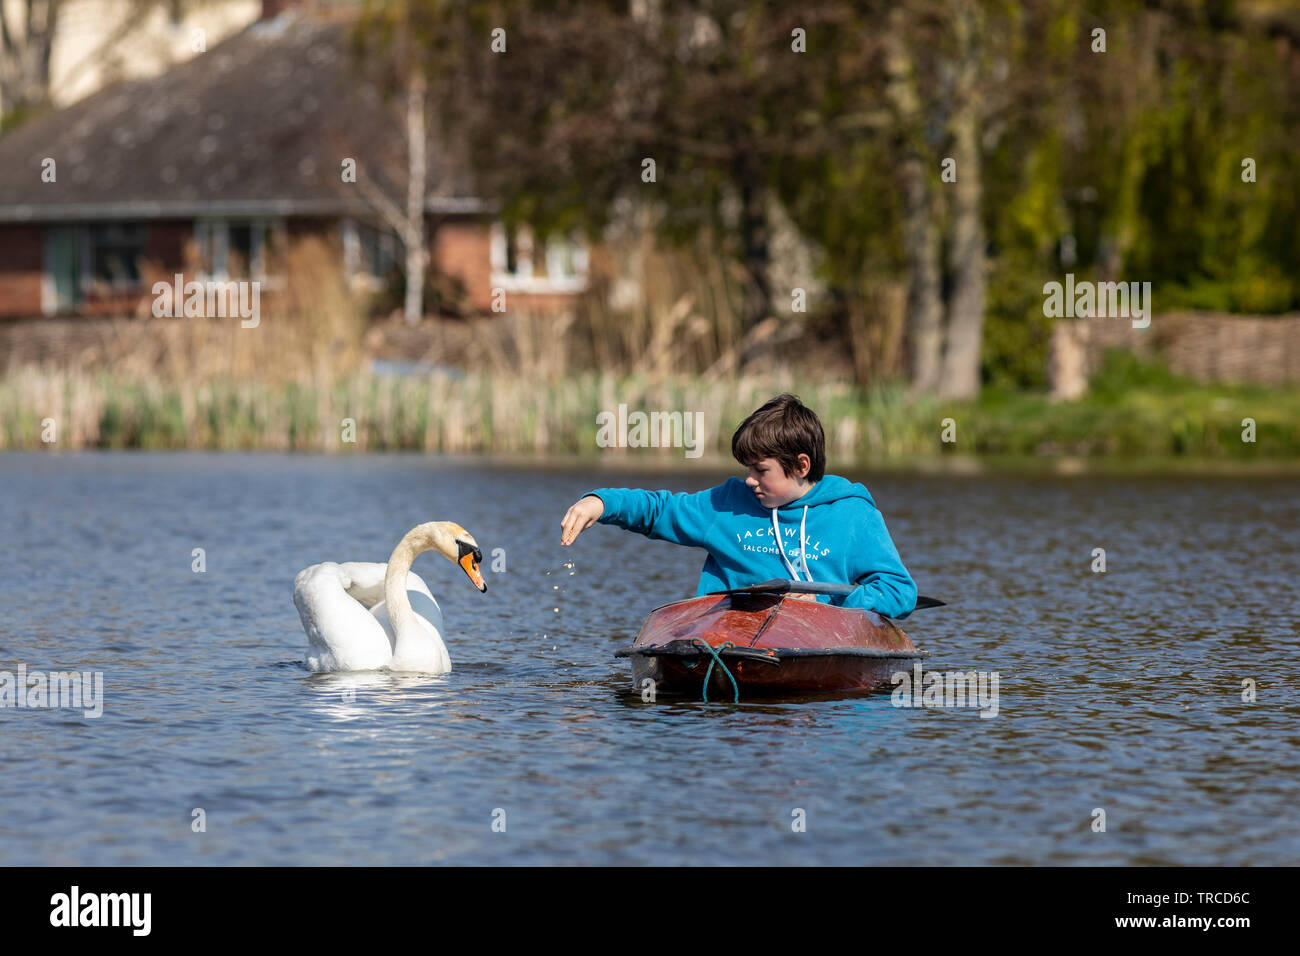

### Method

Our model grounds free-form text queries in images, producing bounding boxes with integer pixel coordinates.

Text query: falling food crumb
[552,645,557,651]
[553,607,559,612]
[553,585,559,590]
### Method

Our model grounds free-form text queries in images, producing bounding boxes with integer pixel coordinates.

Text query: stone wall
[1048,312,1300,398]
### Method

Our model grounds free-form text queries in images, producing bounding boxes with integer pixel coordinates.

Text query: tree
[882,4,943,392]
[936,0,988,399]
[0,0,61,126]
[350,1,448,324]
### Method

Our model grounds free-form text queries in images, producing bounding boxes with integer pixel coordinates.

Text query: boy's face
[744,455,813,508]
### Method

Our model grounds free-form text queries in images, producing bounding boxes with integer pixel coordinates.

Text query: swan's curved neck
[384,523,442,656]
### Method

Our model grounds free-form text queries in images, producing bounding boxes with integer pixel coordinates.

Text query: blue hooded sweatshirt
[586,475,917,619]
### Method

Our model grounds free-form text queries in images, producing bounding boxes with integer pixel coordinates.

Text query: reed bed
[0,367,901,456]
[4,364,1298,461]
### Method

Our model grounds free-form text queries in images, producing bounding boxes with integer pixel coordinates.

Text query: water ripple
[0,453,1296,864]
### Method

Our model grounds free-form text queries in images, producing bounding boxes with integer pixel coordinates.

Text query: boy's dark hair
[731,394,826,482]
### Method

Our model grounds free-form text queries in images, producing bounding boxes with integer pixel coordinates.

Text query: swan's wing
[369,591,449,674]
[336,562,435,608]
[293,562,393,672]
[369,591,445,646]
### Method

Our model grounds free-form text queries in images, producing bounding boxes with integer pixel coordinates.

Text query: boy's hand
[560,495,604,546]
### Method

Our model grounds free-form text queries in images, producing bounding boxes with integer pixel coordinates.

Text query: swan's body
[292,522,486,674]
[293,561,449,672]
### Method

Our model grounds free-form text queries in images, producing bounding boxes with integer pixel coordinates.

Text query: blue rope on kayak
[691,639,739,703]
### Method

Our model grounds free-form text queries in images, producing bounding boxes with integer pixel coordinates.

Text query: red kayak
[615,580,934,700]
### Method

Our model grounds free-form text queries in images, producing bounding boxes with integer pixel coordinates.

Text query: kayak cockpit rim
[614,643,931,660]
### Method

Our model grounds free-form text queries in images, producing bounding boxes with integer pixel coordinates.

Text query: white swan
[293,522,487,674]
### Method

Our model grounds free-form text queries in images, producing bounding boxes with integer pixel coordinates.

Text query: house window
[43,223,146,313]
[87,224,146,286]
[194,219,273,279]
[361,222,399,278]
[545,234,584,282]
[227,223,256,276]
[505,228,521,274]
[490,222,588,293]
[341,218,400,286]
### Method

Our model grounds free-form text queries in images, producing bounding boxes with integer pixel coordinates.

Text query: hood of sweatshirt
[771,474,875,511]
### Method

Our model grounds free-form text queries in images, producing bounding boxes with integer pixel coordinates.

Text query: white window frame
[489,221,588,293]
[194,218,280,282]
[341,218,361,278]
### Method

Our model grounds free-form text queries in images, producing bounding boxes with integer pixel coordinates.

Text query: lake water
[1,452,1297,865]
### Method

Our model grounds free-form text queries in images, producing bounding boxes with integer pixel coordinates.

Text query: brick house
[0,6,587,321]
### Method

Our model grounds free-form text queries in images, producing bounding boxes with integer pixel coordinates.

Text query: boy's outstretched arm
[560,487,717,549]
[560,495,605,546]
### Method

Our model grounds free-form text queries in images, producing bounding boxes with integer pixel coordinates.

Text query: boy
[559,394,917,619]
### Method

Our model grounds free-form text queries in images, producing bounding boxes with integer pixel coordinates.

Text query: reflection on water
[303,670,453,722]
[0,452,1297,865]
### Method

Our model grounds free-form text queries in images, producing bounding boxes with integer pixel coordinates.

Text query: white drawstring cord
[771,505,812,582]
[798,506,812,581]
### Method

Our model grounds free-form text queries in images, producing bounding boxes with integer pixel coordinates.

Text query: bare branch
[350,167,410,240]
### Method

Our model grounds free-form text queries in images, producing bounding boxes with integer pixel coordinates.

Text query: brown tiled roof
[0,13,483,221]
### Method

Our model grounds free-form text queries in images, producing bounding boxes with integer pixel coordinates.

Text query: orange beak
[460,552,487,592]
